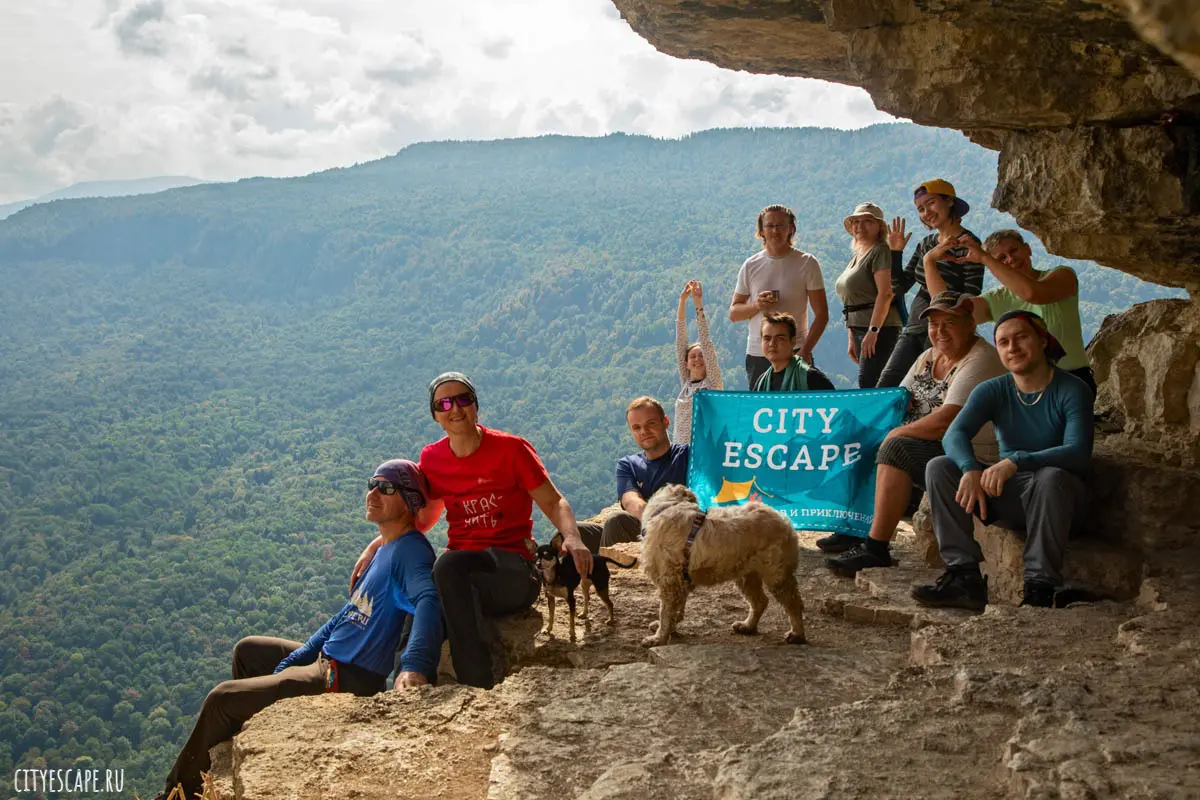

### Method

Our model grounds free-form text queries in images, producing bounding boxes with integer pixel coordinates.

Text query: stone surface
[208,540,1200,799]
[1091,298,1200,464]
[436,608,543,686]
[974,521,1144,604]
[1120,0,1200,79]
[909,497,944,569]
[994,126,1200,290]
[609,0,1200,290]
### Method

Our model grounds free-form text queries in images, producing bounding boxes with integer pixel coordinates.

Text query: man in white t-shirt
[729,204,829,389]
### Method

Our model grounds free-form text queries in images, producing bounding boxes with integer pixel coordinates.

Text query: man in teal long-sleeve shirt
[912,310,1093,611]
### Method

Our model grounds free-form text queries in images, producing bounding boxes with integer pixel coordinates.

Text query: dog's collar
[682,512,706,586]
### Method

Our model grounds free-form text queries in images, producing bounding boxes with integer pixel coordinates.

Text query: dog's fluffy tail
[597,555,638,569]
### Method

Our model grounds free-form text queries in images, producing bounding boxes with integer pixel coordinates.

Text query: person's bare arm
[989,257,1076,303]
[797,289,828,363]
[729,291,773,322]
[953,238,1078,305]
[620,490,647,521]
[969,296,993,324]
[530,480,592,575]
[859,268,895,361]
[885,403,963,442]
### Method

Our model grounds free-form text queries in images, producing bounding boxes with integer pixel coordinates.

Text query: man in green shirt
[921,228,1095,396]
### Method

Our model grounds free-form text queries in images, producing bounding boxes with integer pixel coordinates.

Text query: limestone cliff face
[610,0,1200,291]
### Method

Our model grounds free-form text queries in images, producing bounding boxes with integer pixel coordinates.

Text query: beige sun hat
[843,202,886,234]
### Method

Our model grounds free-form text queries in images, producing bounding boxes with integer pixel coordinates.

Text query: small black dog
[535,532,637,642]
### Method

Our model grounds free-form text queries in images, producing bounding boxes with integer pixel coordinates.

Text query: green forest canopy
[0,124,1183,795]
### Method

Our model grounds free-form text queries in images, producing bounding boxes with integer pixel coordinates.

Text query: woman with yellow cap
[875,179,984,389]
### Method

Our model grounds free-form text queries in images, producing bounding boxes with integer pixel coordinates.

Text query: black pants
[876,329,929,388]
[577,512,643,553]
[745,354,772,390]
[849,326,902,389]
[433,548,539,689]
[164,637,384,799]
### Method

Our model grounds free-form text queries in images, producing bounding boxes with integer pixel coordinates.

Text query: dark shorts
[876,436,945,491]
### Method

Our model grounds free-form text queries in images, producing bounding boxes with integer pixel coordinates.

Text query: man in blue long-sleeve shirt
[912,310,1093,611]
[159,459,442,800]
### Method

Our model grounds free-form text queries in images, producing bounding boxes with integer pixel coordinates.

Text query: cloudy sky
[0,0,893,203]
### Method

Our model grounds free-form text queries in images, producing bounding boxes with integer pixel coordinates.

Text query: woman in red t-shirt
[353,372,592,689]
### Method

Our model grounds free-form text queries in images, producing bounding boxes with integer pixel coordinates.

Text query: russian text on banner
[686,388,908,536]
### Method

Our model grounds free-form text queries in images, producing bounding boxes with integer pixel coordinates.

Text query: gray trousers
[578,511,642,553]
[926,455,1086,585]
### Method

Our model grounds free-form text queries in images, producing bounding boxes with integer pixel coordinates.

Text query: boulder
[973,521,1144,605]
[436,608,543,687]
[1090,298,1200,466]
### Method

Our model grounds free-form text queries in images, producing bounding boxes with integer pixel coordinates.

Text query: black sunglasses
[367,478,400,495]
[432,392,475,413]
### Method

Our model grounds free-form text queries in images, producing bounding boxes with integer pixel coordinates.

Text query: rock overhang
[611,0,1200,292]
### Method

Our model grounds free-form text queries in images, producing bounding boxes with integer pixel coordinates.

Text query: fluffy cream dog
[639,484,806,647]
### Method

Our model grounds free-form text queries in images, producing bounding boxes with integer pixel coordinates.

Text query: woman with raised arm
[834,202,901,388]
[876,179,985,388]
[673,279,723,445]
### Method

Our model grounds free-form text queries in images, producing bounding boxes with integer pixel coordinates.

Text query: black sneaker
[911,569,988,611]
[1020,580,1055,608]
[826,542,894,577]
[815,532,859,553]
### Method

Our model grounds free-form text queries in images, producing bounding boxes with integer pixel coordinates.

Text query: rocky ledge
[208,519,1200,799]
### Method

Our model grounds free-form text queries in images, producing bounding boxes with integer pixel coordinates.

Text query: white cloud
[0,0,894,202]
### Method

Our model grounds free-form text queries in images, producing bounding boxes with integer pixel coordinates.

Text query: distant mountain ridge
[0,124,1183,796]
[0,175,206,220]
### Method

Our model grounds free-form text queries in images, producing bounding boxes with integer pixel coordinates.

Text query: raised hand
[690,280,704,307]
[946,237,986,264]
[887,217,912,251]
[929,232,964,258]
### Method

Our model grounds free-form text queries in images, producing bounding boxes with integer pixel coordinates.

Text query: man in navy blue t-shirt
[159,460,442,800]
[579,396,689,551]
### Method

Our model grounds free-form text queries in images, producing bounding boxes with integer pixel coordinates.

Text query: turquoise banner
[687,388,909,536]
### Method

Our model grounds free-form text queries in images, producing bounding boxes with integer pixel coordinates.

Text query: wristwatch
[868,325,881,333]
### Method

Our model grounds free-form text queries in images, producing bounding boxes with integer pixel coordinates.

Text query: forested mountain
[0,176,205,221]
[0,124,1181,795]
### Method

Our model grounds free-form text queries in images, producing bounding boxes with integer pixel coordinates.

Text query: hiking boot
[911,568,988,611]
[1020,580,1055,608]
[826,541,894,577]
[815,532,859,554]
